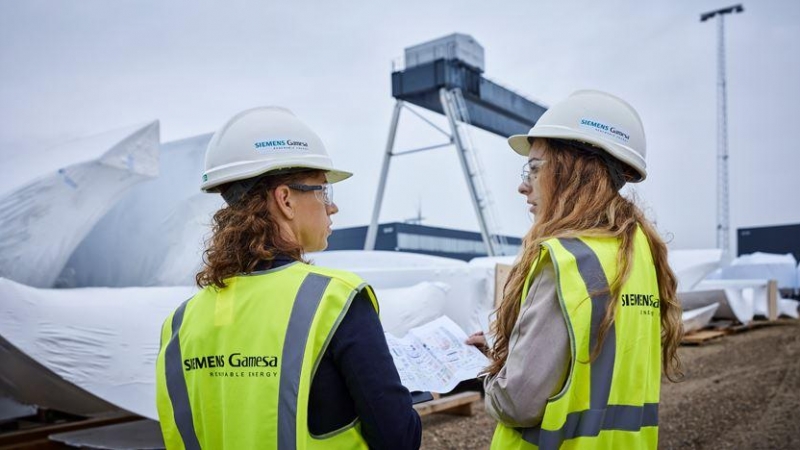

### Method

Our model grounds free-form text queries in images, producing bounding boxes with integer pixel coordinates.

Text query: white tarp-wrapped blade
[0,122,160,288]
[680,287,754,324]
[778,298,800,319]
[668,249,723,293]
[311,250,468,270]
[720,252,798,290]
[468,255,517,267]
[60,134,216,288]
[0,277,194,420]
[309,251,491,336]
[0,396,36,422]
[682,303,720,334]
[376,282,449,337]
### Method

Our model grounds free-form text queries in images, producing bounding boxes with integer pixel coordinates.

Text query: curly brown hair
[486,139,683,382]
[196,169,323,289]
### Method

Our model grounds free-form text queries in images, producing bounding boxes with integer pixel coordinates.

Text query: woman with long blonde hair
[469,91,683,449]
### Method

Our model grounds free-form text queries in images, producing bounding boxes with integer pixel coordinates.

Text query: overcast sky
[1,0,798,253]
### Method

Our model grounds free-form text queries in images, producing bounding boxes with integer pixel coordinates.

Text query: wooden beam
[682,329,728,345]
[767,279,778,321]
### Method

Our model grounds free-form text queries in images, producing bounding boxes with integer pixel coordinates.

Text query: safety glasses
[520,159,547,185]
[288,183,334,206]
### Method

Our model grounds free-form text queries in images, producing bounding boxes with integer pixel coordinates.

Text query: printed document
[385,315,490,393]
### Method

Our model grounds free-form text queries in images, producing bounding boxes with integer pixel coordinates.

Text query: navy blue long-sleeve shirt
[269,257,421,449]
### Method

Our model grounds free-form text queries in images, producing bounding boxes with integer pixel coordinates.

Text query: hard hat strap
[596,152,628,191]
[221,176,262,206]
[220,167,321,206]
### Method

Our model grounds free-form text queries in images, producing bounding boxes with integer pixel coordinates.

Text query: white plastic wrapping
[311,250,467,269]
[679,288,754,324]
[682,303,719,334]
[778,298,800,319]
[0,277,195,420]
[305,251,493,336]
[0,332,117,417]
[59,134,218,288]
[375,282,449,337]
[0,122,160,288]
[467,255,518,268]
[750,291,800,319]
[667,249,723,293]
[717,252,798,290]
[696,279,777,323]
[0,396,36,422]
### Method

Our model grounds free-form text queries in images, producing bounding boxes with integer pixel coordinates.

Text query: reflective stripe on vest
[164,299,201,450]
[162,273,333,450]
[278,274,331,450]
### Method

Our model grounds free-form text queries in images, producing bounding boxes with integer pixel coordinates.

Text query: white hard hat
[508,90,647,182]
[201,106,352,192]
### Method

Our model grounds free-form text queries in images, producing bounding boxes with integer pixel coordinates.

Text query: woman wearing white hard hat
[155,107,421,449]
[468,90,683,449]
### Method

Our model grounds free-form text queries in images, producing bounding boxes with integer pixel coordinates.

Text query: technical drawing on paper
[385,315,489,393]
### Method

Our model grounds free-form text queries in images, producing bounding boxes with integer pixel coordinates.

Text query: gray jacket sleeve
[483,257,570,428]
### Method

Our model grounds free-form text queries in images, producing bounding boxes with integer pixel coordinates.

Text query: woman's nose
[518,181,530,195]
[327,202,339,215]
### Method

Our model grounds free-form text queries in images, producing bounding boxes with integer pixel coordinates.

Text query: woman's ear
[272,185,295,220]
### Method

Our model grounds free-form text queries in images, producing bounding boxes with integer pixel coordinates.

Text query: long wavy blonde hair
[486,139,683,381]
[196,169,322,289]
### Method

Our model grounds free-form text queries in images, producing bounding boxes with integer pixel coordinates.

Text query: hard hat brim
[325,169,353,184]
[202,160,353,192]
[508,134,533,157]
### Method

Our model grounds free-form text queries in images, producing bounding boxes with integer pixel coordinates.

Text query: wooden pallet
[682,329,729,345]
[413,391,482,417]
[728,319,778,333]
[682,318,784,345]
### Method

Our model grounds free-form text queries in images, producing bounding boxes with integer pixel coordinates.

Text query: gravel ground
[420,319,800,449]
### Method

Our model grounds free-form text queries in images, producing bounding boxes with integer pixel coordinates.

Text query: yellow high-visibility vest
[155,262,378,449]
[492,227,661,449]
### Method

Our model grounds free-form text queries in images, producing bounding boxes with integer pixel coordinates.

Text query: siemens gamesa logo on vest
[621,293,659,308]
[621,293,659,317]
[254,139,309,151]
[184,353,279,371]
